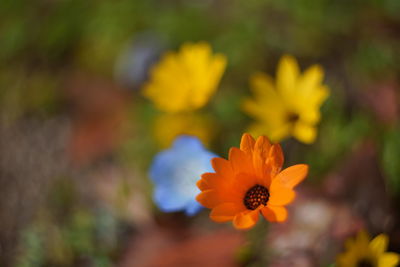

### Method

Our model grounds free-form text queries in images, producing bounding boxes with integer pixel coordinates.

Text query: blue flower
[149,135,217,215]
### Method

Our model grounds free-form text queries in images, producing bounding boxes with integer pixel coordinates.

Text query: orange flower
[196,133,308,230]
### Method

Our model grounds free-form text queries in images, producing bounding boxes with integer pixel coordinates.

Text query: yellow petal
[247,122,291,144]
[276,55,300,100]
[250,72,276,98]
[208,54,227,89]
[242,94,285,122]
[142,42,226,112]
[336,254,353,267]
[309,85,330,107]
[297,64,324,97]
[153,113,214,147]
[299,109,321,124]
[378,253,400,267]
[267,123,292,143]
[292,122,317,144]
[297,85,329,124]
[192,52,227,108]
[354,230,371,251]
[370,234,389,256]
[242,99,265,120]
[243,70,290,133]
[243,71,288,123]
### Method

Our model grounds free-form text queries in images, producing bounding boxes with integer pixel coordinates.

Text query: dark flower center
[243,184,269,210]
[286,112,300,124]
[357,259,374,267]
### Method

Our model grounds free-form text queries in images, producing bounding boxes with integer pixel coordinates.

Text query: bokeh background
[1,0,400,266]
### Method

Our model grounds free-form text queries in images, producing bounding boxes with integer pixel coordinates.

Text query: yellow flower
[153,112,215,148]
[242,55,329,144]
[143,42,227,113]
[337,231,400,267]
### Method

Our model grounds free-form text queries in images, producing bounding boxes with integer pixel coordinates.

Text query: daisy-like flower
[143,42,227,113]
[242,55,329,144]
[337,231,400,267]
[150,135,217,215]
[196,133,308,229]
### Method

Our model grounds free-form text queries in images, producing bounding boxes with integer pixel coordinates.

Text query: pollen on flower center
[243,184,270,210]
[357,259,374,267]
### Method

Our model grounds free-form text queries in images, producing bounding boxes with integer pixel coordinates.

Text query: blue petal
[184,200,203,216]
[153,186,188,213]
[149,149,178,185]
[149,136,216,186]
[149,135,218,214]
[172,135,204,152]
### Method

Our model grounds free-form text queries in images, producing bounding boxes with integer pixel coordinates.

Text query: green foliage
[15,178,119,266]
[304,96,373,179]
[351,40,397,77]
[16,226,45,267]
[381,127,400,194]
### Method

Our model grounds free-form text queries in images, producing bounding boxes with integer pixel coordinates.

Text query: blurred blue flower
[114,32,164,89]
[149,135,217,215]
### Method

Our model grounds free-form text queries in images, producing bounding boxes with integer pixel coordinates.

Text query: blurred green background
[1,0,400,266]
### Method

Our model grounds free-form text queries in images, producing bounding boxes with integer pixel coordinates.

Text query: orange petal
[196,189,224,208]
[201,172,225,190]
[201,172,245,197]
[196,188,242,209]
[261,205,288,222]
[240,133,255,156]
[211,158,235,180]
[267,144,284,176]
[200,172,217,182]
[229,147,254,175]
[196,179,210,190]
[269,182,296,206]
[253,136,271,179]
[234,173,257,194]
[254,136,271,158]
[275,164,308,189]
[210,202,246,222]
[232,209,260,230]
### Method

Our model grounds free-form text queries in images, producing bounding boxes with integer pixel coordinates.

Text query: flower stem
[237,220,270,266]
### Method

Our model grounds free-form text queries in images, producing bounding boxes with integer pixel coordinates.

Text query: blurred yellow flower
[242,55,329,144]
[143,42,227,113]
[337,231,399,267]
[153,113,215,148]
